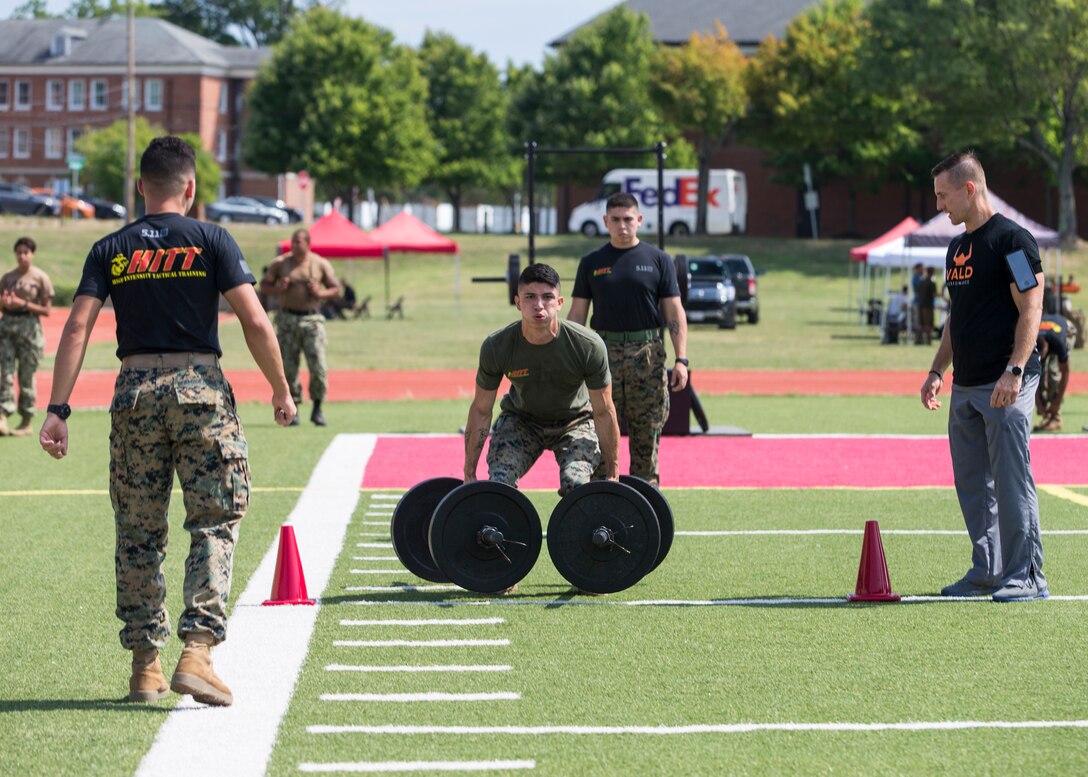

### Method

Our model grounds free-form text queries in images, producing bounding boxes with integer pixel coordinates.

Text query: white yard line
[308,720,1088,736]
[677,529,1088,536]
[299,759,534,773]
[339,618,504,626]
[333,639,510,647]
[136,434,375,777]
[341,595,1088,607]
[350,569,411,575]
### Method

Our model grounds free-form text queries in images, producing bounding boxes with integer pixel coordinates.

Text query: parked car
[0,183,59,216]
[205,196,289,225]
[87,197,127,220]
[31,188,95,219]
[709,253,760,324]
[684,256,737,329]
[252,196,304,223]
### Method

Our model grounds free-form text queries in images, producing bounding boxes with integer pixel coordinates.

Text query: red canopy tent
[277,210,383,257]
[369,211,462,310]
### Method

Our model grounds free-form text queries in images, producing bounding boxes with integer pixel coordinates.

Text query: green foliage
[244,6,435,197]
[9,0,57,17]
[653,22,749,233]
[65,0,158,18]
[745,0,912,195]
[508,6,674,182]
[419,32,518,226]
[153,0,308,45]
[864,0,1088,244]
[74,117,220,207]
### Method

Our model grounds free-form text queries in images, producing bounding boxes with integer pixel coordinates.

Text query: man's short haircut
[606,192,639,212]
[291,228,310,245]
[931,150,987,191]
[140,136,196,198]
[518,262,561,290]
[13,236,36,253]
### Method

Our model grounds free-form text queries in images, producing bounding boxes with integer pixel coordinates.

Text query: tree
[10,0,58,18]
[865,0,1088,246]
[66,1,157,18]
[154,1,313,46]
[419,32,516,232]
[652,23,748,235]
[75,117,219,208]
[745,0,912,235]
[244,7,435,210]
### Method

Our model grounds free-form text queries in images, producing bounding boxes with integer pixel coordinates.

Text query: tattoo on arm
[667,318,680,337]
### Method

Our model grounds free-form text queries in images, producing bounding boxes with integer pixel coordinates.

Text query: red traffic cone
[848,520,900,602]
[262,525,316,606]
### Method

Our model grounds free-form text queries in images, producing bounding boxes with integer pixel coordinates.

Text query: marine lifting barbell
[390,476,674,595]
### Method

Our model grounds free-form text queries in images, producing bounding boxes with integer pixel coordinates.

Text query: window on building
[67,127,83,155]
[45,127,63,158]
[68,79,85,111]
[47,80,64,110]
[0,81,9,110]
[15,80,31,110]
[90,79,107,110]
[216,129,228,162]
[0,128,8,158]
[121,78,140,110]
[219,83,228,114]
[144,79,163,111]
[14,127,30,158]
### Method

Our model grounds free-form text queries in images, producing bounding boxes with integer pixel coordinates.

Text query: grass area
[6,217,1087,372]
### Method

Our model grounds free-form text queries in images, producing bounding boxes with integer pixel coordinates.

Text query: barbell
[390,477,674,595]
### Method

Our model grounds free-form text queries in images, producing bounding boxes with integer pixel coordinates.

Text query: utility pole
[125,1,136,222]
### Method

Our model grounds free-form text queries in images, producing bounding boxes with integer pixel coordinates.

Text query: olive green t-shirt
[476,319,610,422]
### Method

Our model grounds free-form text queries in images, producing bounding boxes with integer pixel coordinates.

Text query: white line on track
[353,556,399,561]
[320,692,520,703]
[362,521,391,526]
[339,595,1088,606]
[365,512,394,517]
[357,542,392,548]
[306,720,1088,736]
[345,584,461,592]
[298,759,535,773]
[358,532,390,536]
[678,529,1088,536]
[350,569,407,575]
[339,618,504,626]
[326,665,512,673]
[136,434,375,777]
[333,639,510,647]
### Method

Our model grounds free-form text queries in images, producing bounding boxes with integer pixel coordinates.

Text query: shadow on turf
[0,698,171,714]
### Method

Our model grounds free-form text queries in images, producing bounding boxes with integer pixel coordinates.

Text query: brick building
[0,16,283,201]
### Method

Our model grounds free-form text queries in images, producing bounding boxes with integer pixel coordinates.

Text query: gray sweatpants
[948,376,1047,592]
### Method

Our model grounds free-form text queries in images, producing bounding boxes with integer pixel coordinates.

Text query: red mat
[360,434,1088,490]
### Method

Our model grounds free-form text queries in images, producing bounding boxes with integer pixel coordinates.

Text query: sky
[0,0,622,68]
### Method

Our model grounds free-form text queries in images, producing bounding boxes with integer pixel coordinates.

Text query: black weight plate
[429,481,542,594]
[391,477,461,583]
[547,481,661,594]
[619,475,674,572]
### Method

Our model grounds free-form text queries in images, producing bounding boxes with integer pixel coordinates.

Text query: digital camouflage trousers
[275,311,328,404]
[109,364,250,651]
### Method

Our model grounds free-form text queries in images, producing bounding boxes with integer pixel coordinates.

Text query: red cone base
[262,525,316,606]
[848,520,900,602]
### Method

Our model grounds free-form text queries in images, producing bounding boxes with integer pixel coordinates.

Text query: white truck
[568,168,748,237]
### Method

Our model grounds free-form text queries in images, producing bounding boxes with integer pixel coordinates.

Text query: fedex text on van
[625,176,719,207]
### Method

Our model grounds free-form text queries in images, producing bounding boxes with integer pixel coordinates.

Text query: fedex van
[568,168,747,237]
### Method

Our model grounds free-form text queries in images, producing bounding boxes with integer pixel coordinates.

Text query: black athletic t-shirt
[945,213,1042,386]
[76,212,256,358]
[1039,315,1070,364]
[571,241,681,331]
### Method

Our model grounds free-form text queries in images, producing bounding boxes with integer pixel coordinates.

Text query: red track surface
[35,307,1088,406]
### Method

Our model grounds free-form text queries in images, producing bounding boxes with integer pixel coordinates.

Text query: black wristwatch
[1005,365,1023,377]
[48,403,72,420]
[675,358,689,367]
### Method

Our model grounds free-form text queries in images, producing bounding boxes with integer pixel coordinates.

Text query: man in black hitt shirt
[40,136,296,706]
[921,150,1047,602]
[568,192,688,487]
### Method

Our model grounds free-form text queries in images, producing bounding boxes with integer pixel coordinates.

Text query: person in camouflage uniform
[568,192,689,487]
[465,263,619,497]
[260,230,339,426]
[40,136,296,707]
[0,236,54,437]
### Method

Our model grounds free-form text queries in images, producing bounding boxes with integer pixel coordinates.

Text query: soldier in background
[1034,315,1071,432]
[40,136,296,706]
[0,236,53,436]
[261,229,339,426]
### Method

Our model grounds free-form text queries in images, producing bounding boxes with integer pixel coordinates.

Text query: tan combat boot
[0,413,10,437]
[170,634,233,706]
[11,414,33,436]
[130,650,170,703]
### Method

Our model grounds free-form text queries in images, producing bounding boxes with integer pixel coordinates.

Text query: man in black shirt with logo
[568,192,688,487]
[921,150,1047,602]
[40,136,296,705]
